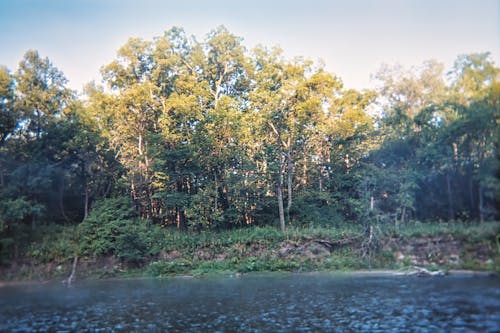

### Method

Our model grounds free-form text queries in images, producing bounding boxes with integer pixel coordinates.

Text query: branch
[268,121,280,137]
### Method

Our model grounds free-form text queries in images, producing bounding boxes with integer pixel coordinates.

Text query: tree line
[0,26,498,246]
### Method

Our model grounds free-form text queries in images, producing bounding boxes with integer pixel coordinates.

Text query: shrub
[78,197,161,264]
[28,225,78,263]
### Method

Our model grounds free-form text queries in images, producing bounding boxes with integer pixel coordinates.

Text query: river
[1,273,499,332]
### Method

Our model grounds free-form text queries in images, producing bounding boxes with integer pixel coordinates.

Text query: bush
[78,197,162,264]
[290,191,347,227]
[28,225,78,263]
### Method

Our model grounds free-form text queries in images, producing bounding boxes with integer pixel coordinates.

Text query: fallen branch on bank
[314,234,363,251]
[406,266,445,277]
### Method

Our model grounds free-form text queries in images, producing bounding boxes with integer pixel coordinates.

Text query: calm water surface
[0,273,499,332]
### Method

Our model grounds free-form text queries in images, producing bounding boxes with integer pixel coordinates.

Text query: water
[1,273,499,332]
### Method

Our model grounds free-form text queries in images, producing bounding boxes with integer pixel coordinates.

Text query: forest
[0,26,499,268]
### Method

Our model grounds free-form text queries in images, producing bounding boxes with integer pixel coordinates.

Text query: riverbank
[1,269,497,288]
[1,221,499,282]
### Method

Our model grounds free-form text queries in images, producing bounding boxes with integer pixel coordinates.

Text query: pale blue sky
[0,0,498,91]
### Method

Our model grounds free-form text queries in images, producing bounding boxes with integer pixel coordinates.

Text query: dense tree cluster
[0,27,498,260]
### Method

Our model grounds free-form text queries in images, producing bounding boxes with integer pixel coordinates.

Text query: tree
[0,66,17,147]
[364,61,445,223]
[0,66,17,203]
[0,51,76,230]
[189,26,251,229]
[369,54,499,223]
[324,88,375,222]
[15,50,72,141]
[451,52,498,105]
[250,47,344,231]
[101,39,162,219]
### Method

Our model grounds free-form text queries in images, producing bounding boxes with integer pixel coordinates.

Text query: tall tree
[6,51,74,229]
[0,66,16,147]
[101,39,161,219]
[370,60,448,223]
[15,50,72,141]
[251,47,343,230]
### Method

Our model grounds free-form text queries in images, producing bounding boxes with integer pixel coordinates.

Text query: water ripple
[0,274,499,332]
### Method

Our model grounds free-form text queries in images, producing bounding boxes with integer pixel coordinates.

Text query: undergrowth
[1,221,498,280]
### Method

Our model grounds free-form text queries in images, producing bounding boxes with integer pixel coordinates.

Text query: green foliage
[28,225,78,263]
[0,66,17,146]
[2,220,498,279]
[15,50,72,140]
[78,197,162,264]
[0,198,40,230]
[0,197,45,264]
[290,190,346,227]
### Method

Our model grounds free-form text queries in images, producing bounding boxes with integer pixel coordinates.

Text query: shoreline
[1,269,497,288]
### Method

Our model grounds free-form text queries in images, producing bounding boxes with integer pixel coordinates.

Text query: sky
[0,0,499,92]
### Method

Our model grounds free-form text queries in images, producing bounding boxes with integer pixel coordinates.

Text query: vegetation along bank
[1,209,498,281]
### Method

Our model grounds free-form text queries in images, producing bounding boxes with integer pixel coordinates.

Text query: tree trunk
[144,184,153,220]
[177,208,181,229]
[131,180,141,216]
[452,142,458,162]
[84,181,89,220]
[478,184,484,223]
[286,149,293,220]
[0,133,8,147]
[36,108,42,140]
[213,61,228,109]
[277,182,285,232]
[268,120,286,232]
[81,158,89,221]
[468,166,475,214]
[138,133,143,156]
[446,172,455,221]
[0,161,4,188]
[302,155,308,185]
[176,208,186,230]
[401,206,406,225]
[59,175,70,223]
[214,173,218,212]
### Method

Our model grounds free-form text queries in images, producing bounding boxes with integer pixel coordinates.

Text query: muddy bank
[383,235,497,268]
